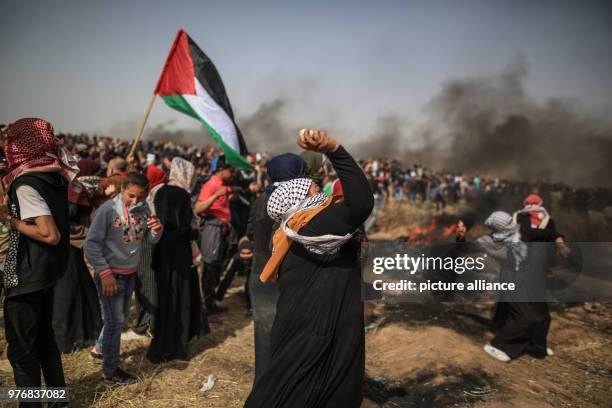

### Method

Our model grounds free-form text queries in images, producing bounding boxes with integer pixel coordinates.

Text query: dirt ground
[0,200,610,407]
[362,301,612,408]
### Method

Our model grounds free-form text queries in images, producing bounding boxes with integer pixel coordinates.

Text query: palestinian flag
[155,29,251,169]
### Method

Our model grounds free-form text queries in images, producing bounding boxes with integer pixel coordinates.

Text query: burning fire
[401,216,459,244]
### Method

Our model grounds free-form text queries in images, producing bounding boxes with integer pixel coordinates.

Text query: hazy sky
[1,0,611,143]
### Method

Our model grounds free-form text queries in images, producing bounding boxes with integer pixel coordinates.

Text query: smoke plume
[237,98,299,154]
[352,58,612,187]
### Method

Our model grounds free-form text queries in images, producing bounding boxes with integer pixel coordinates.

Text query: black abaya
[147,185,209,363]
[52,246,102,353]
[53,203,102,353]
[244,146,373,408]
[490,212,559,359]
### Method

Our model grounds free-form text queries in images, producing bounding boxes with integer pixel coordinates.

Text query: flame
[402,216,459,244]
[404,219,438,244]
[443,225,458,237]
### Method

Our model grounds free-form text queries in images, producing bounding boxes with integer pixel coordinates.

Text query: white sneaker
[484,343,511,362]
[546,347,554,356]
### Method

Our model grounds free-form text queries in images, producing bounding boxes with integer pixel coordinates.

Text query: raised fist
[297,129,339,154]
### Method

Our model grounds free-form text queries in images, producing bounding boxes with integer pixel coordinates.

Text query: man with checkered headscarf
[0,118,74,393]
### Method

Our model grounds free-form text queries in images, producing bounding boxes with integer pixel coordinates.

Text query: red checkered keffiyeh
[3,118,78,190]
[1,118,79,289]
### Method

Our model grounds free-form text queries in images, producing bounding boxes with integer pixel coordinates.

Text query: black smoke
[237,98,299,154]
[352,58,612,187]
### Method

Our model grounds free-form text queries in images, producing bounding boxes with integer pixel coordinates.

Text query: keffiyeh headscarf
[267,177,353,256]
[485,211,528,270]
[516,194,549,229]
[3,118,79,190]
[168,157,195,193]
[267,178,326,222]
[2,118,79,289]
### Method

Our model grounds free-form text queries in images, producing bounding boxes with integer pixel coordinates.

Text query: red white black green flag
[155,29,251,169]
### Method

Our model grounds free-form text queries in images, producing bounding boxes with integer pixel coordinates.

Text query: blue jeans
[94,274,135,375]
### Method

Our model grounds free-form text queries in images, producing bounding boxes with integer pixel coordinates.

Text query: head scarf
[3,118,79,189]
[266,153,308,192]
[267,178,326,222]
[146,166,168,189]
[168,157,195,193]
[267,178,352,256]
[485,211,527,270]
[517,194,549,228]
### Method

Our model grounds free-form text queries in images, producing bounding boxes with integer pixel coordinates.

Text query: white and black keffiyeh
[267,178,354,256]
[267,178,325,222]
[485,211,527,270]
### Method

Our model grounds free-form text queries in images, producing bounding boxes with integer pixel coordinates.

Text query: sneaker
[484,343,511,362]
[90,346,103,360]
[103,367,137,385]
[546,347,554,356]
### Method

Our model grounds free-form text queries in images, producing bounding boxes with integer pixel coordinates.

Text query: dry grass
[368,199,463,240]
[369,198,612,242]
[0,284,255,408]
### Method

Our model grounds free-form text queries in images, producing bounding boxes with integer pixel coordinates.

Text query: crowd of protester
[55,133,612,215]
[0,121,610,406]
[353,158,611,214]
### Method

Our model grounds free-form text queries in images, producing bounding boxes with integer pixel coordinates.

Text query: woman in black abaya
[53,179,102,353]
[500,194,570,358]
[244,129,373,408]
[147,158,209,363]
[458,206,566,362]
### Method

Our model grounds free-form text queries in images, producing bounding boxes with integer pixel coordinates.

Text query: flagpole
[129,93,157,159]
